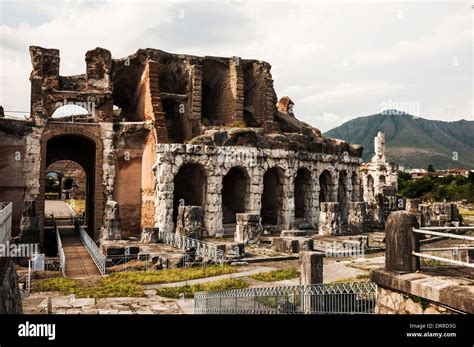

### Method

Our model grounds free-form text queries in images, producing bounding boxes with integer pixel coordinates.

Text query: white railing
[73,219,106,275]
[413,227,474,268]
[54,219,67,277]
[157,229,225,265]
[0,202,13,244]
[194,282,377,314]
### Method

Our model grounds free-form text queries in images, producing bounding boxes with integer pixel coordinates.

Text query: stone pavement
[45,200,76,218]
[22,290,192,314]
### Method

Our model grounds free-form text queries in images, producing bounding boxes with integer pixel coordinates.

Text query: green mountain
[323,110,474,169]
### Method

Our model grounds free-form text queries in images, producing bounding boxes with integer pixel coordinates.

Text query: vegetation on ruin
[226,120,246,128]
[65,199,85,215]
[398,173,474,203]
[33,265,239,298]
[328,274,370,284]
[33,277,144,298]
[155,278,248,299]
[248,269,300,282]
[102,265,237,285]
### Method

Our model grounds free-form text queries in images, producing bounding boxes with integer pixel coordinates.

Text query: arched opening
[173,163,207,225]
[319,170,333,204]
[45,135,96,238]
[351,172,359,201]
[45,172,61,200]
[261,167,285,225]
[163,98,191,143]
[63,178,73,190]
[222,167,249,225]
[338,171,348,225]
[294,168,312,221]
[367,175,375,202]
[379,175,386,187]
[51,104,90,120]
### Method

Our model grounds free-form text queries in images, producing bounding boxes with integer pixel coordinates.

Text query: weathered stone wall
[0,258,23,314]
[375,286,455,314]
[154,144,360,236]
[0,120,29,236]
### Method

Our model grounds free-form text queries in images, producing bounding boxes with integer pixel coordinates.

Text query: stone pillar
[347,202,367,234]
[103,200,121,240]
[176,206,202,240]
[385,211,420,273]
[318,202,340,235]
[299,251,324,285]
[235,213,262,244]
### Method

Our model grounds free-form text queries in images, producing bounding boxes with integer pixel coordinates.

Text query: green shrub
[156,278,248,299]
[248,269,300,282]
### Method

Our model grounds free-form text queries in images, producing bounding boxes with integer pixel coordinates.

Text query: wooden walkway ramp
[56,220,101,278]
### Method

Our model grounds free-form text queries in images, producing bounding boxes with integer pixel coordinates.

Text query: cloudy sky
[0,0,472,132]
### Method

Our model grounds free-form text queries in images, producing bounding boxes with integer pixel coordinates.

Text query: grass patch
[156,278,249,299]
[248,269,300,282]
[102,265,237,286]
[33,277,143,298]
[33,265,238,298]
[329,274,370,284]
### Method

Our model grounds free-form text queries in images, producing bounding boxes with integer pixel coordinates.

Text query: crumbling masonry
[0,46,397,251]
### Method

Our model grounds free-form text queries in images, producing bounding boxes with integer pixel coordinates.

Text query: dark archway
[338,171,348,225]
[46,135,96,237]
[261,167,284,225]
[319,170,333,204]
[379,175,386,187]
[222,167,249,224]
[63,178,74,190]
[162,98,191,143]
[173,163,207,224]
[351,172,359,201]
[295,168,312,220]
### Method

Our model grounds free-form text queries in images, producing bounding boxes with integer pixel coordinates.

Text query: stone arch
[173,162,207,224]
[261,166,285,225]
[221,166,250,224]
[319,169,333,204]
[39,125,104,244]
[294,167,312,221]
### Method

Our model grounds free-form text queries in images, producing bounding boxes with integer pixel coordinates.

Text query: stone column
[299,251,324,285]
[235,213,262,244]
[385,211,420,273]
[176,206,203,240]
[318,202,340,235]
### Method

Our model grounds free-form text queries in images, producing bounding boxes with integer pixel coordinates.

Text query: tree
[427,164,435,173]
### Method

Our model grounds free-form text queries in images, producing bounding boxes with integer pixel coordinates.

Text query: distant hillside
[324,111,474,169]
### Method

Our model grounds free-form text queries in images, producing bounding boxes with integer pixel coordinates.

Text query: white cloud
[0,1,471,131]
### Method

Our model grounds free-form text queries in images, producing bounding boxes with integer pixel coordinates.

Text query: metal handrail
[157,229,225,265]
[194,281,377,314]
[412,227,474,268]
[73,218,106,275]
[53,217,67,277]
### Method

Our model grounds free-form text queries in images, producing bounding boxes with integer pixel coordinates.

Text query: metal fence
[194,282,377,314]
[0,202,12,244]
[413,227,474,268]
[157,229,225,265]
[73,218,106,275]
[54,219,67,277]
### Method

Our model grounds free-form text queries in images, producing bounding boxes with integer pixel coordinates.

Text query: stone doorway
[173,163,207,226]
[261,167,284,226]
